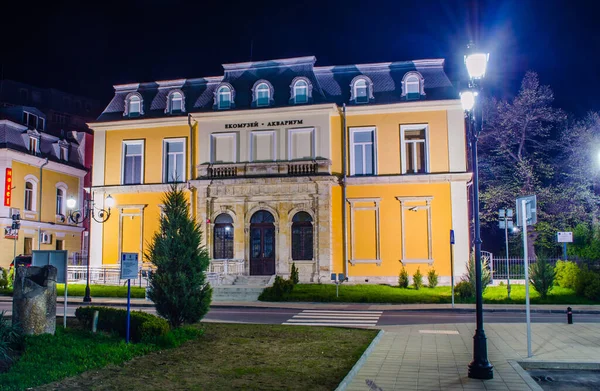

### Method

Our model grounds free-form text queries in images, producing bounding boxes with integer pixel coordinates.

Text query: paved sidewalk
[343,323,600,391]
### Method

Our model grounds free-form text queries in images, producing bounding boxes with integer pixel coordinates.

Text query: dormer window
[256,83,270,106]
[29,136,39,155]
[217,86,232,109]
[290,77,312,104]
[124,93,144,117]
[252,80,274,108]
[23,111,44,130]
[59,145,69,161]
[402,72,425,100]
[350,76,373,104]
[166,90,186,114]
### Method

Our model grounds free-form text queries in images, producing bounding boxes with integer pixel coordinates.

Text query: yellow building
[89,56,470,284]
[0,107,87,268]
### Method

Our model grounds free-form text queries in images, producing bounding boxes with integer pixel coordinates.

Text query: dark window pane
[292,223,313,260]
[214,224,234,259]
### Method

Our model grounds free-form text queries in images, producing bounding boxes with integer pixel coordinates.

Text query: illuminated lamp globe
[66,197,77,209]
[105,194,115,208]
[465,52,489,80]
[460,90,477,111]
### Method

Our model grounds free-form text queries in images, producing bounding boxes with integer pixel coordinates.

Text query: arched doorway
[213,213,234,259]
[249,210,275,275]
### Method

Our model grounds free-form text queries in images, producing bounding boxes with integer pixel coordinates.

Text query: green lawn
[260,283,597,305]
[0,284,147,298]
[28,323,376,391]
[58,284,146,298]
[0,318,201,391]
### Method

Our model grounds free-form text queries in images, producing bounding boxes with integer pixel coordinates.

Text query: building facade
[90,56,470,284]
[0,106,88,268]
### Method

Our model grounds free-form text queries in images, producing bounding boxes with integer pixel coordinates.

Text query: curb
[335,329,385,391]
[508,360,544,391]
[518,360,600,370]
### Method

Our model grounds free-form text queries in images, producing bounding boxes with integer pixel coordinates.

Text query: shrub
[529,257,555,299]
[0,310,23,367]
[0,268,8,290]
[575,267,600,300]
[412,268,423,290]
[258,276,295,301]
[398,266,409,288]
[554,260,580,289]
[75,306,169,343]
[465,250,492,292]
[146,185,212,328]
[290,263,299,285]
[455,280,474,299]
[427,268,438,288]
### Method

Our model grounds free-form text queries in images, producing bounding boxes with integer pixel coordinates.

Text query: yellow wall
[331,182,453,278]
[101,191,191,265]
[104,125,190,185]
[332,110,450,175]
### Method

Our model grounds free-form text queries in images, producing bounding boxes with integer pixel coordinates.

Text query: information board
[32,250,68,284]
[120,253,139,280]
[557,232,573,243]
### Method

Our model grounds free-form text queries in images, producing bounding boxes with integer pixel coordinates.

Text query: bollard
[567,306,573,324]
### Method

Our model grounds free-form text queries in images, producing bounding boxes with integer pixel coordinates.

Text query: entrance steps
[211,275,272,302]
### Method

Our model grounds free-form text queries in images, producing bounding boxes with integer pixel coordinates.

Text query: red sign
[4,168,12,207]
[4,227,17,240]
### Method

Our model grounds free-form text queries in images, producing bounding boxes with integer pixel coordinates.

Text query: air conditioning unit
[40,232,52,244]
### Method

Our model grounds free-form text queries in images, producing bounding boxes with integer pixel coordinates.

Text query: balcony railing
[198,159,331,179]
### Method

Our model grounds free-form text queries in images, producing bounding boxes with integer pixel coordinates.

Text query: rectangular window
[350,127,376,175]
[171,97,182,112]
[37,117,45,130]
[257,90,269,107]
[218,93,231,109]
[24,185,33,211]
[401,125,428,174]
[163,139,186,183]
[56,189,64,215]
[355,87,368,103]
[122,141,144,185]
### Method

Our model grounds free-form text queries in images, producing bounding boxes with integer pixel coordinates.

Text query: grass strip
[261,284,597,305]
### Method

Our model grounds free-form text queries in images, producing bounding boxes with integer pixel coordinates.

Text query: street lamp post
[462,42,494,380]
[67,192,115,303]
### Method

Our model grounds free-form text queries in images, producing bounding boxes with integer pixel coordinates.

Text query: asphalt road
[2,301,599,326]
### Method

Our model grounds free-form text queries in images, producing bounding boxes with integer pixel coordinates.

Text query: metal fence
[489,257,561,280]
[67,263,155,287]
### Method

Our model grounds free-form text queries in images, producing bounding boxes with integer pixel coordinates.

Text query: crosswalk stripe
[282,309,382,328]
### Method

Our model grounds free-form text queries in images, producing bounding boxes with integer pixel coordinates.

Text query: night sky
[1,0,598,115]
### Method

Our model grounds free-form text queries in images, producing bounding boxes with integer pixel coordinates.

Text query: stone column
[12,265,57,335]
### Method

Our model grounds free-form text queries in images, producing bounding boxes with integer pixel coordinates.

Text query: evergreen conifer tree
[147,185,212,328]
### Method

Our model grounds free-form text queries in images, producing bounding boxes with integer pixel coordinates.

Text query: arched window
[168,91,184,113]
[293,80,308,104]
[213,214,234,259]
[124,93,144,117]
[351,76,373,104]
[402,72,424,100]
[217,86,232,109]
[250,210,275,223]
[25,182,34,211]
[56,188,64,215]
[292,212,313,260]
[255,82,271,107]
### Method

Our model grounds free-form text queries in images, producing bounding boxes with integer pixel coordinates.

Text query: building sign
[4,168,12,207]
[4,227,18,240]
[557,232,573,243]
[120,252,139,280]
[224,119,304,129]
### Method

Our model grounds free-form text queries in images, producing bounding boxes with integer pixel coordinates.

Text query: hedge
[75,306,169,343]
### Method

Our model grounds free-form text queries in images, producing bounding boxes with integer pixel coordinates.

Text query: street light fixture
[463,42,494,380]
[67,193,115,303]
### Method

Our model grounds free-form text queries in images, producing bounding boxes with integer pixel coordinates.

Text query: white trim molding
[210,132,238,163]
[401,71,426,98]
[162,137,187,183]
[346,198,381,266]
[396,196,433,265]
[345,172,471,186]
[287,127,316,160]
[249,130,277,162]
[121,139,145,185]
[23,174,39,212]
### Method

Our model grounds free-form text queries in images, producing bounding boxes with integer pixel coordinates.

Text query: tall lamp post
[462,42,493,380]
[67,193,115,303]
